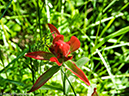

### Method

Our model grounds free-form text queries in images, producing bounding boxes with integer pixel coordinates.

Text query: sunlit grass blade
[96,26,129,49]
[103,0,118,13]
[99,17,115,38]
[85,13,123,31]
[92,42,118,92]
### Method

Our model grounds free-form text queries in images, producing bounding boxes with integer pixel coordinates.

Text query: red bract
[25,23,90,92]
[49,35,79,66]
[26,24,80,66]
[91,88,99,96]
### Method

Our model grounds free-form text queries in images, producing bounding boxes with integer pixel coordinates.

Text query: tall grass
[0,0,129,95]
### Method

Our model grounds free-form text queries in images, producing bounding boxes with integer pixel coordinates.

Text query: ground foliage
[0,0,129,96]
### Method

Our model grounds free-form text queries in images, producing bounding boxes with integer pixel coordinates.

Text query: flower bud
[53,40,70,58]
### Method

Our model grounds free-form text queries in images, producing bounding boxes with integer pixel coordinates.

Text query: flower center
[54,40,70,58]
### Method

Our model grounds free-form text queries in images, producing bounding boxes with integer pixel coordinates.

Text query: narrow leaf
[28,66,60,93]
[65,57,89,94]
[65,60,90,86]
[76,57,90,67]
[48,23,60,38]
[25,51,54,60]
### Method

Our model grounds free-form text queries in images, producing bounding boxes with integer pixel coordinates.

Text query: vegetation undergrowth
[0,0,129,95]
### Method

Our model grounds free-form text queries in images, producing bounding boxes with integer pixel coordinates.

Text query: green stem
[61,69,76,96]
[30,59,36,95]
[61,68,66,95]
[28,45,36,95]
[37,0,41,38]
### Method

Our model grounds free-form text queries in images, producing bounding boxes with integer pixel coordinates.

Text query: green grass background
[0,0,129,96]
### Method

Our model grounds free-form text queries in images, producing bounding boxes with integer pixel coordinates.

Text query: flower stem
[61,68,66,95]
[37,0,41,38]
[61,69,77,96]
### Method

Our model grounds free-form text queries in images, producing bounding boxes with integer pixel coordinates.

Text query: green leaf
[12,23,21,32]
[65,58,90,94]
[25,51,54,60]
[76,57,90,67]
[28,66,60,93]
[65,60,90,86]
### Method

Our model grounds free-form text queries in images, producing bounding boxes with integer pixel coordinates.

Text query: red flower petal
[65,60,90,86]
[48,23,60,38]
[50,57,62,66]
[53,35,64,44]
[68,36,80,52]
[91,88,99,96]
[25,51,54,60]
[55,40,70,57]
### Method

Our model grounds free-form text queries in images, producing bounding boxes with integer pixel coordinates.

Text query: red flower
[25,24,90,92]
[26,24,80,66]
[49,35,81,66]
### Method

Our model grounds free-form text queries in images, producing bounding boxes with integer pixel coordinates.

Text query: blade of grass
[84,13,123,31]
[62,68,66,95]
[92,42,129,55]
[91,42,118,92]
[96,26,129,49]
[103,0,117,13]
[94,2,104,52]
[99,17,115,38]
[45,0,50,23]
[120,2,129,12]
[101,74,129,80]
[0,0,13,20]
[100,1,129,39]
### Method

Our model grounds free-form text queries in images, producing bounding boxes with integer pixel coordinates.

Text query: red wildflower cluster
[25,23,90,92]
